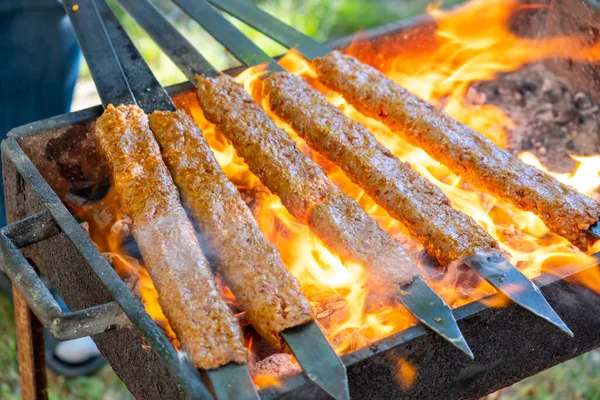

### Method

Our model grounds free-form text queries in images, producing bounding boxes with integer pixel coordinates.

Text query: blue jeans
[0,1,81,226]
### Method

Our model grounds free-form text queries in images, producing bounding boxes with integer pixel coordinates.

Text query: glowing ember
[390,355,418,391]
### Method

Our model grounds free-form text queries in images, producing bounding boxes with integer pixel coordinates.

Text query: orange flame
[253,375,284,389]
[224,0,600,354]
[389,355,418,391]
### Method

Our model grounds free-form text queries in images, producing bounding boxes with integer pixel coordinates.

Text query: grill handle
[0,211,131,340]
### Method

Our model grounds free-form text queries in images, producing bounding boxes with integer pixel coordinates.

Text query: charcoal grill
[3,0,600,399]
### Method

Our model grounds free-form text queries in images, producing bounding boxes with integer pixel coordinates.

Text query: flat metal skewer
[198,0,573,339]
[207,0,329,60]
[93,0,175,113]
[115,0,351,397]
[463,252,573,336]
[171,0,284,72]
[65,1,259,399]
[206,364,259,400]
[586,221,600,239]
[398,276,473,358]
[282,322,350,400]
[116,0,219,78]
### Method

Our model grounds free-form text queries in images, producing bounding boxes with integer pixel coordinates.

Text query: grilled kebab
[95,104,247,369]
[148,109,312,349]
[314,51,600,250]
[262,72,499,266]
[195,74,419,296]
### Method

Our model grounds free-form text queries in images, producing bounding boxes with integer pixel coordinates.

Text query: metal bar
[117,0,218,80]
[92,0,176,113]
[207,0,329,60]
[3,211,60,248]
[463,251,573,336]
[0,217,70,325]
[51,302,131,340]
[171,0,284,70]
[0,212,132,340]
[13,286,48,400]
[62,0,136,107]
[1,138,213,400]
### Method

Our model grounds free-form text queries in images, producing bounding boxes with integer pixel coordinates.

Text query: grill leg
[13,285,48,400]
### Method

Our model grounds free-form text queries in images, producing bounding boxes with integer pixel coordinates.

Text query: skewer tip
[463,252,574,338]
[453,337,475,360]
[307,363,350,400]
[538,310,574,338]
[558,323,575,338]
[398,276,474,359]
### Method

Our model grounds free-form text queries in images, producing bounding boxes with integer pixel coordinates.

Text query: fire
[252,375,283,389]
[223,0,600,360]
[520,152,600,198]
[70,188,179,345]
[74,0,600,390]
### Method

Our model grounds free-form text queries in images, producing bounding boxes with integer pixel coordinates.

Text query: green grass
[0,295,20,400]
[492,352,600,400]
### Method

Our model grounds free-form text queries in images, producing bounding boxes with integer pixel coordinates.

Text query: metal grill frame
[3,1,600,398]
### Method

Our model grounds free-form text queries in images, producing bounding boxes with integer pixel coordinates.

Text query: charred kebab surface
[314,51,600,251]
[195,74,419,294]
[148,109,313,349]
[95,104,247,369]
[263,71,500,267]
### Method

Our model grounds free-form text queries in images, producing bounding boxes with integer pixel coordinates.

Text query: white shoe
[54,336,101,364]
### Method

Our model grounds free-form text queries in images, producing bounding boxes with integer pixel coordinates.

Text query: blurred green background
[2,0,600,399]
[72,0,471,109]
[94,0,469,83]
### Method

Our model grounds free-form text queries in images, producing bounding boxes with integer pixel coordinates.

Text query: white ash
[249,353,302,378]
[109,215,132,242]
[469,63,600,174]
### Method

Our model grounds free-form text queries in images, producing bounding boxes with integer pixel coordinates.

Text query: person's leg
[0,4,81,226]
[0,4,103,377]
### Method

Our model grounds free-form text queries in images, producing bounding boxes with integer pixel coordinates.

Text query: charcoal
[471,63,600,173]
